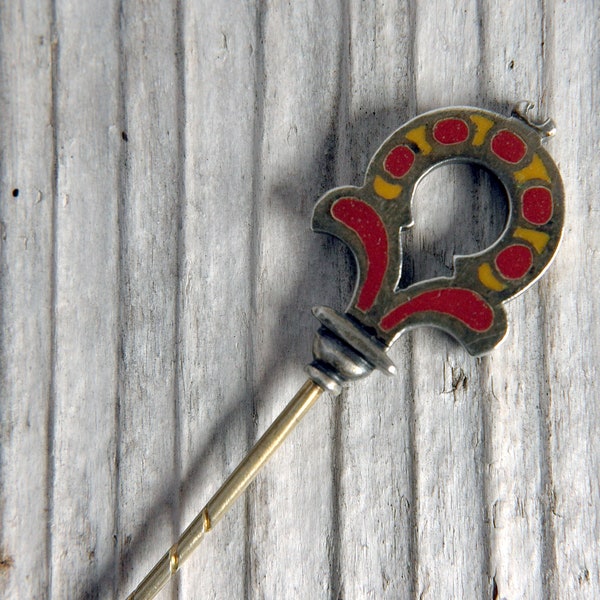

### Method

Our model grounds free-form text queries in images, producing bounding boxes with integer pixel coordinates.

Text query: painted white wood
[116,1,182,597]
[544,2,600,597]
[478,3,551,599]
[48,0,122,596]
[178,2,257,598]
[0,1,53,598]
[0,1,598,599]
[247,3,344,598]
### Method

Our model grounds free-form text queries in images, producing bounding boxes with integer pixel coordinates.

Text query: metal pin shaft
[127,379,324,600]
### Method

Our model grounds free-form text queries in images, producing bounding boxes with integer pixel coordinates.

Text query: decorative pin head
[308,104,564,394]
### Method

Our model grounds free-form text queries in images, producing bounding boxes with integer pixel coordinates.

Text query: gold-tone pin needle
[127,380,323,599]
[127,104,563,599]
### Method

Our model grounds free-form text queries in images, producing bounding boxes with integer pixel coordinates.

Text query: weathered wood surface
[1,1,598,599]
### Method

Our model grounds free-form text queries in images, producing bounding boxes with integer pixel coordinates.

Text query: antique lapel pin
[127,102,563,599]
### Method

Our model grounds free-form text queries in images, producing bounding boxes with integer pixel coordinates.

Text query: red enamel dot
[384,145,415,178]
[432,119,469,144]
[495,244,533,280]
[522,187,553,225]
[491,130,527,163]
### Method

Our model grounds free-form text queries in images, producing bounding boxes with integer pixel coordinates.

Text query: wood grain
[0,1,53,598]
[0,1,598,599]
[49,2,121,597]
[117,1,182,597]
[178,2,256,598]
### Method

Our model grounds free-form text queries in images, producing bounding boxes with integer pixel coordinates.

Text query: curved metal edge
[512,100,556,138]
[305,307,399,396]
[312,306,397,375]
[305,364,343,396]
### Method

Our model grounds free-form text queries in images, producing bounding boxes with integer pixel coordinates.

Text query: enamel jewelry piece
[128,102,563,599]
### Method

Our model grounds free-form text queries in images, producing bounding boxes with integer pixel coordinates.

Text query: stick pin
[128,103,564,599]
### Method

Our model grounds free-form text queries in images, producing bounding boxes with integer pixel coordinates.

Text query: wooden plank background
[1,1,598,598]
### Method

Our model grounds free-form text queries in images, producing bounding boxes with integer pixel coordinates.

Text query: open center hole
[398,163,509,289]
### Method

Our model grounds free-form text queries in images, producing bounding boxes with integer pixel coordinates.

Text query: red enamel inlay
[432,119,469,145]
[522,187,553,225]
[380,288,494,332]
[491,130,527,163]
[331,198,388,311]
[495,244,533,279]
[384,145,415,178]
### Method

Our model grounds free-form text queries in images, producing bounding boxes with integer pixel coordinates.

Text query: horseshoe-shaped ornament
[307,103,564,394]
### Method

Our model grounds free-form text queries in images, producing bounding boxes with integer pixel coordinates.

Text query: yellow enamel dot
[514,153,551,183]
[373,175,402,200]
[405,125,432,155]
[478,262,507,291]
[513,227,550,253]
[470,115,494,146]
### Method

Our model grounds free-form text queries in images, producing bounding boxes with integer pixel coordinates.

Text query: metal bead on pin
[127,103,564,599]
